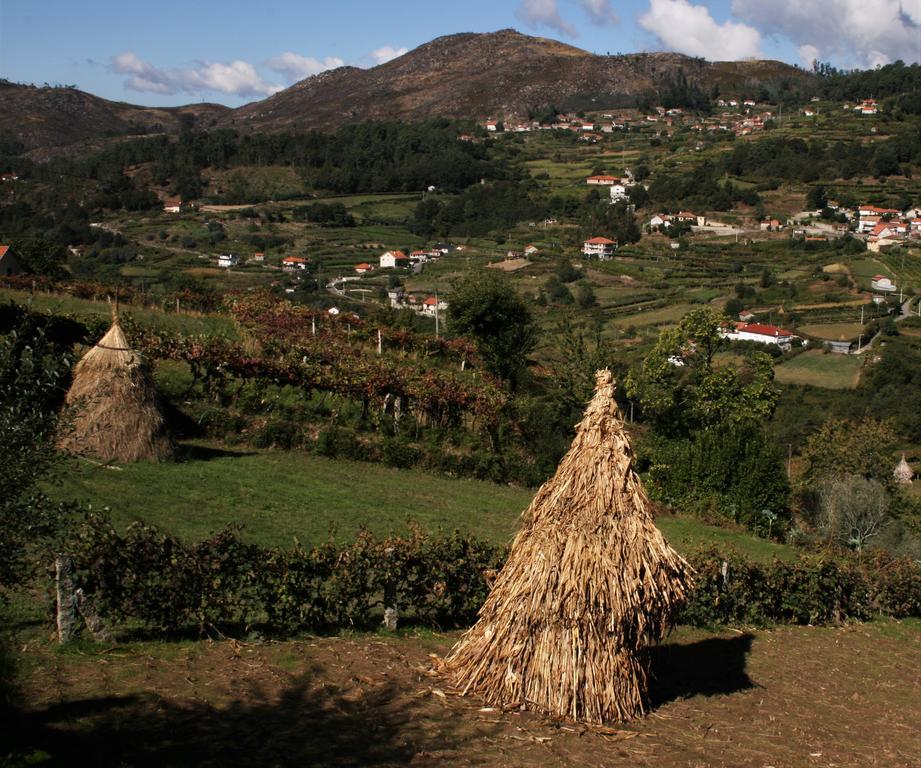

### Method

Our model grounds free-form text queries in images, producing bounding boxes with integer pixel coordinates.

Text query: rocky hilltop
[228,29,811,131]
[2,29,813,152]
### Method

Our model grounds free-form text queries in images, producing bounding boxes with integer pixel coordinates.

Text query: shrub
[67,515,921,639]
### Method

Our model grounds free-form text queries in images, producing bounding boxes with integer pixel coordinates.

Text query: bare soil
[6,622,921,767]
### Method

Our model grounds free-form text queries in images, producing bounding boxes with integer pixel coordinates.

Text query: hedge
[67,515,921,639]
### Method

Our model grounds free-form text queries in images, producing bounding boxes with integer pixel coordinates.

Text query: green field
[798,322,866,340]
[774,349,863,389]
[49,441,792,561]
[0,288,237,337]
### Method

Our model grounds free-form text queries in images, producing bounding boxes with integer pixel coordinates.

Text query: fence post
[55,555,76,644]
[382,546,398,632]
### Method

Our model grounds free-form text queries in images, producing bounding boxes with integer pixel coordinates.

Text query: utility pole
[435,292,440,339]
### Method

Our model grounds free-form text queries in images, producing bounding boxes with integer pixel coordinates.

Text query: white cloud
[639,0,763,60]
[369,46,409,65]
[579,0,619,24]
[798,44,821,67]
[731,0,921,68]
[515,0,620,35]
[515,0,578,37]
[110,52,282,98]
[266,52,345,81]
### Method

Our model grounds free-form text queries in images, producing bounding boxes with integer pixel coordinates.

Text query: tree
[800,418,898,488]
[626,307,779,437]
[807,184,828,210]
[0,311,77,591]
[448,274,536,389]
[816,475,890,553]
[575,283,597,309]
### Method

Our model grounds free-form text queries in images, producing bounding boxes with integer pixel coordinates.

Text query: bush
[67,515,921,639]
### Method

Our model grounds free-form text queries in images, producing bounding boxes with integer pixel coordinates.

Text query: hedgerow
[67,515,921,639]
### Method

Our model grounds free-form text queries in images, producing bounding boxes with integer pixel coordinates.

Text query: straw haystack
[443,369,691,724]
[58,319,172,462]
[894,454,913,485]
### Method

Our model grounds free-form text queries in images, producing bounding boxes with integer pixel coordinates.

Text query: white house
[524,244,539,256]
[252,252,266,262]
[282,256,308,270]
[609,183,629,202]
[870,275,896,292]
[421,296,448,317]
[586,175,619,186]
[648,214,671,229]
[217,253,239,268]
[485,120,499,132]
[582,236,617,260]
[163,198,183,214]
[355,262,373,275]
[720,322,798,350]
[379,250,408,268]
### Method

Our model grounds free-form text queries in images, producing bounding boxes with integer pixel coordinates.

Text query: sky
[1,0,919,108]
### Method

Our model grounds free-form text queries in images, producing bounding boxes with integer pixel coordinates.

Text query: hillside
[0,79,230,155]
[229,29,812,132]
[1,30,813,152]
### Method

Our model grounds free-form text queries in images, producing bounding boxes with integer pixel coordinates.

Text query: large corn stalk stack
[444,369,691,724]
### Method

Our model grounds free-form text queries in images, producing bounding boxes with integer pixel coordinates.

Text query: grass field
[798,322,866,340]
[774,349,863,389]
[48,441,793,561]
[0,288,237,337]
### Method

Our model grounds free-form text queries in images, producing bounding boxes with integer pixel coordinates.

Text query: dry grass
[443,370,691,724]
[57,321,172,463]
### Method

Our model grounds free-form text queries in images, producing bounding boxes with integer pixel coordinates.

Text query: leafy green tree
[575,283,597,309]
[448,274,536,389]
[801,418,898,489]
[0,310,77,591]
[626,307,779,437]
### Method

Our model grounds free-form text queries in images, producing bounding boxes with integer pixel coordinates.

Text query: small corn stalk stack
[58,317,172,463]
[443,369,691,724]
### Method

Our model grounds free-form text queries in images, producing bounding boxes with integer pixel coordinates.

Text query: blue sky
[1,0,919,107]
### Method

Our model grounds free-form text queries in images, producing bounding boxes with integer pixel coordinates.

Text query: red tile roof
[737,322,794,338]
[0,245,9,258]
[584,236,616,245]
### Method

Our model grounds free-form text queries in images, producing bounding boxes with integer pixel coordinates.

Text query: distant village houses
[582,236,617,260]
[217,253,239,268]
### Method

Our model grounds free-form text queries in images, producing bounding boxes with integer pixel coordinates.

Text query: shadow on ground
[2,661,499,768]
[647,633,756,708]
[173,442,254,462]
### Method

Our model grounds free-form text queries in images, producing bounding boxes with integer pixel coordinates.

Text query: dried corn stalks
[443,369,691,724]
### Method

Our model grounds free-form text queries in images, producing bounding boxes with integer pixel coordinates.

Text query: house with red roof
[0,245,24,277]
[282,256,308,270]
[581,236,617,260]
[379,250,408,268]
[586,175,620,186]
[720,322,798,350]
[354,263,373,275]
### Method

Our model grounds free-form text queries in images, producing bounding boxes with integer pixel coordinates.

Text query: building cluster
[386,289,448,318]
[585,173,635,202]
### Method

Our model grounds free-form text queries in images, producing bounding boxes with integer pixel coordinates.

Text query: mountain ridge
[1,29,814,153]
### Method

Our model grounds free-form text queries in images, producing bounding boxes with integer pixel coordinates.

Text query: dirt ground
[5,622,921,768]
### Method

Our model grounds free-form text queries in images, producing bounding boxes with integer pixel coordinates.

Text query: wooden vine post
[55,555,77,644]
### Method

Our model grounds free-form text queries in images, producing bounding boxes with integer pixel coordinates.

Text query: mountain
[0,79,230,155]
[228,29,813,132]
[1,30,813,153]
